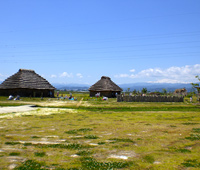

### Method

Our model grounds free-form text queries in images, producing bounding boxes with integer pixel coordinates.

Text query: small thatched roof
[89,76,122,91]
[0,69,55,90]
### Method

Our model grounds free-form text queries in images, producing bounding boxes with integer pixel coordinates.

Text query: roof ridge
[19,69,35,72]
[89,76,122,91]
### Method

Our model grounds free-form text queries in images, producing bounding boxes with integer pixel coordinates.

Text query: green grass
[14,159,47,170]
[76,150,93,156]
[142,155,155,164]
[192,128,200,133]
[109,138,135,143]
[5,142,21,145]
[65,128,93,134]
[84,135,99,139]
[14,158,133,170]
[43,105,200,112]
[9,152,20,156]
[181,159,200,168]
[35,143,91,150]
[34,152,46,157]
[80,157,133,169]
[185,134,200,141]
[0,93,200,169]
[31,136,41,138]
[174,148,191,153]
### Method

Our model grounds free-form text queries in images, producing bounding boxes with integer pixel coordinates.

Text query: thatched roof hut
[173,88,187,97]
[89,76,123,97]
[0,69,55,97]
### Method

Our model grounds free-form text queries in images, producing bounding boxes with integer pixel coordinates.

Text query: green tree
[191,75,200,93]
[132,89,137,94]
[162,88,167,95]
[191,75,200,102]
[142,88,147,94]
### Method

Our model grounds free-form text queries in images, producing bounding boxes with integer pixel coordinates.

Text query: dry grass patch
[0,98,200,169]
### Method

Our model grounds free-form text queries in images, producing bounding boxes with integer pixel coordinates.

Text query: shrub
[5,141,20,145]
[80,157,132,169]
[23,143,32,146]
[9,152,20,156]
[84,135,99,139]
[36,143,90,150]
[14,159,47,170]
[181,159,200,167]
[65,128,93,134]
[182,122,199,125]
[31,136,40,138]
[175,149,191,153]
[98,142,106,145]
[192,128,200,133]
[185,134,200,141]
[34,152,46,157]
[109,138,135,143]
[143,155,155,164]
[76,150,92,156]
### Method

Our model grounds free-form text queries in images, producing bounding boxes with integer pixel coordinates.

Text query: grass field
[0,94,200,169]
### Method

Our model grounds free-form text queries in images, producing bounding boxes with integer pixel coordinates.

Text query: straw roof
[0,69,55,90]
[89,76,122,91]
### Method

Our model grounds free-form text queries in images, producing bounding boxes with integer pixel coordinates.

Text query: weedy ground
[0,94,200,169]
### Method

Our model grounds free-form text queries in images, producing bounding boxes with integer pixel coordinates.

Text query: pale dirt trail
[0,104,77,118]
[0,105,36,114]
[76,98,83,107]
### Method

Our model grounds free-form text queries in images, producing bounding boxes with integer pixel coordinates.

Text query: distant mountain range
[0,81,195,92]
[52,83,90,91]
[118,82,194,92]
[52,82,195,92]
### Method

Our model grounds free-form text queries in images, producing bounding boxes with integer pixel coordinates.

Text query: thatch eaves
[0,69,55,90]
[89,76,122,91]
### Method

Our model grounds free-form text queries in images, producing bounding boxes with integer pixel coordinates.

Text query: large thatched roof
[89,76,122,91]
[0,69,55,90]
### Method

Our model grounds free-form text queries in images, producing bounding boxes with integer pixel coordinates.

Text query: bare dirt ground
[0,104,77,119]
[0,100,79,107]
[0,105,37,114]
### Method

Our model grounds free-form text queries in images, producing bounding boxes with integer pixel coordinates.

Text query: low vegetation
[0,93,200,169]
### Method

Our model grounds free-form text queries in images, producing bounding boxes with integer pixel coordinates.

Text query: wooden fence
[117,95,184,102]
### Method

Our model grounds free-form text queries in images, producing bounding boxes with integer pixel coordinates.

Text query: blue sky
[0,0,200,85]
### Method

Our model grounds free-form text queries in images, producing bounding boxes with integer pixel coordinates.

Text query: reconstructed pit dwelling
[0,69,55,97]
[89,76,123,98]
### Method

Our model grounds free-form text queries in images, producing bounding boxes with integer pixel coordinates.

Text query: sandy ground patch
[0,105,36,114]
[0,106,77,118]
[0,100,79,107]
[76,98,83,107]
[38,100,78,106]
[108,151,137,160]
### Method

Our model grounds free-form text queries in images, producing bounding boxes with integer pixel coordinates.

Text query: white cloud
[139,68,163,77]
[76,73,83,78]
[60,72,73,78]
[114,74,130,78]
[115,64,200,83]
[129,69,135,72]
[130,74,137,78]
[50,74,57,78]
